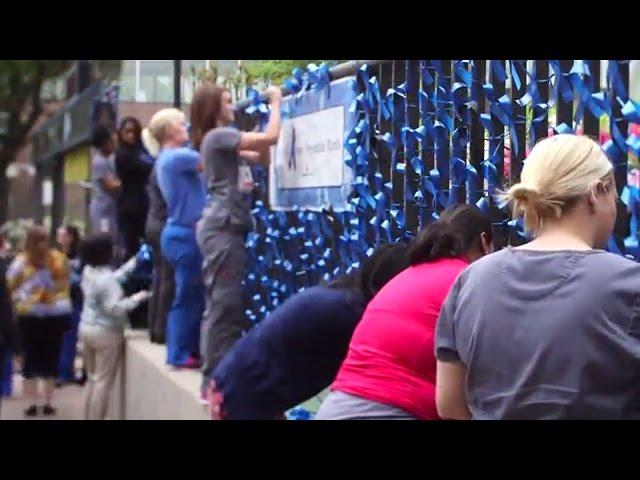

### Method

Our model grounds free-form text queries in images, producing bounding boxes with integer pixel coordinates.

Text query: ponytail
[409,204,492,265]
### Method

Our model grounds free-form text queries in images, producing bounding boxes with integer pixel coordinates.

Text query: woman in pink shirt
[316,204,493,420]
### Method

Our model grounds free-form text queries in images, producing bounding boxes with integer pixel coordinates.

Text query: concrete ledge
[108,330,208,420]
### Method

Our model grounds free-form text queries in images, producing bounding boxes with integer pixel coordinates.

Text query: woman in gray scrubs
[190,83,282,397]
[435,134,640,420]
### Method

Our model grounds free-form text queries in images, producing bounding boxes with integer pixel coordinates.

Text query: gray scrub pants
[146,218,174,344]
[196,226,252,392]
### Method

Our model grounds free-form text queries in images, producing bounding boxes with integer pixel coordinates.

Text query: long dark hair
[61,224,81,259]
[92,125,114,149]
[190,82,230,150]
[329,242,410,301]
[81,234,113,267]
[118,116,143,149]
[409,204,492,265]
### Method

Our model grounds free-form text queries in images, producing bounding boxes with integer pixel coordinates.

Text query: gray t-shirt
[199,127,253,233]
[435,247,640,420]
[90,152,118,215]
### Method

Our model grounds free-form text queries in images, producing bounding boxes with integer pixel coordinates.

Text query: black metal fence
[234,60,636,323]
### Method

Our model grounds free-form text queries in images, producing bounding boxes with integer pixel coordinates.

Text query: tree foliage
[192,60,342,100]
[244,60,340,86]
[0,60,73,223]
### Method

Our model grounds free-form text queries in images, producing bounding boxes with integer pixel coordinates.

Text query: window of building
[119,60,137,101]
[41,75,68,102]
[182,60,208,104]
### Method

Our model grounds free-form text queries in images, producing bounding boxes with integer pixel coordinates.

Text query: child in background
[79,234,150,420]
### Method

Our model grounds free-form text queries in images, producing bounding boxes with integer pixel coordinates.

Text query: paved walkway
[0,375,85,420]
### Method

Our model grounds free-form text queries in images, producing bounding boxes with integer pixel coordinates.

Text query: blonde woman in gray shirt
[435,134,640,420]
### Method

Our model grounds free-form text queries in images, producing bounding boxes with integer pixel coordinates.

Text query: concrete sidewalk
[0,375,85,420]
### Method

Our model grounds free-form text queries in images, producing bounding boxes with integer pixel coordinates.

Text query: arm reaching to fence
[238,86,282,162]
[113,255,138,284]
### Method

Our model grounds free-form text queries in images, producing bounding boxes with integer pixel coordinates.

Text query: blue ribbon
[244,88,270,118]
[243,59,640,325]
[621,185,640,258]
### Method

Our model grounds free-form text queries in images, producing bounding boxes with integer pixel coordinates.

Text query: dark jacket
[115,145,153,217]
[145,164,168,245]
[212,285,367,420]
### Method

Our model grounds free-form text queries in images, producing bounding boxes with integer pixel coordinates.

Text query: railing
[233,60,637,324]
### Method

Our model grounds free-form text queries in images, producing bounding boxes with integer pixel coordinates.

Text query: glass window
[119,60,137,101]
[41,76,67,101]
[182,60,207,104]
[139,60,174,103]
[117,60,246,104]
[119,75,136,101]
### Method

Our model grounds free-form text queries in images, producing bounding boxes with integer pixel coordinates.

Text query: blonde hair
[499,134,613,235]
[141,127,160,157]
[148,108,185,145]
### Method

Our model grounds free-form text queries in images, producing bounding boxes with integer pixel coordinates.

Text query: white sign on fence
[274,105,345,190]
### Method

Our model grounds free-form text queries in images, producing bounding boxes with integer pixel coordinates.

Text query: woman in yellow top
[6,226,72,417]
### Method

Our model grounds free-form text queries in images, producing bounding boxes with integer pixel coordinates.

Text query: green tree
[0,60,73,224]
[245,60,340,86]
[194,60,343,100]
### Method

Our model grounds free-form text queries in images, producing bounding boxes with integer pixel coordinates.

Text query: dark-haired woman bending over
[315,204,493,420]
[207,243,410,420]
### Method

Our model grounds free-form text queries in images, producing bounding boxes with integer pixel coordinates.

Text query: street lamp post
[174,60,182,109]
[77,60,92,92]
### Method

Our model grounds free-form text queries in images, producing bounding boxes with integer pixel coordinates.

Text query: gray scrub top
[436,247,640,420]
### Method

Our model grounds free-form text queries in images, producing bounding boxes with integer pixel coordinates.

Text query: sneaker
[199,391,210,406]
[42,404,56,416]
[182,356,201,369]
[24,405,38,417]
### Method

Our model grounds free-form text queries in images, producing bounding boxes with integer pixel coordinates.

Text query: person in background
[0,232,10,258]
[150,108,206,369]
[143,126,174,345]
[315,204,493,420]
[0,233,15,410]
[435,134,640,420]
[79,234,150,420]
[89,125,120,243]
[115,117,154,332]
[190,83,282,400]
[208,243,410,420]
[56,225,84,386]
[115,116,153,262]
[5,226,71,417]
